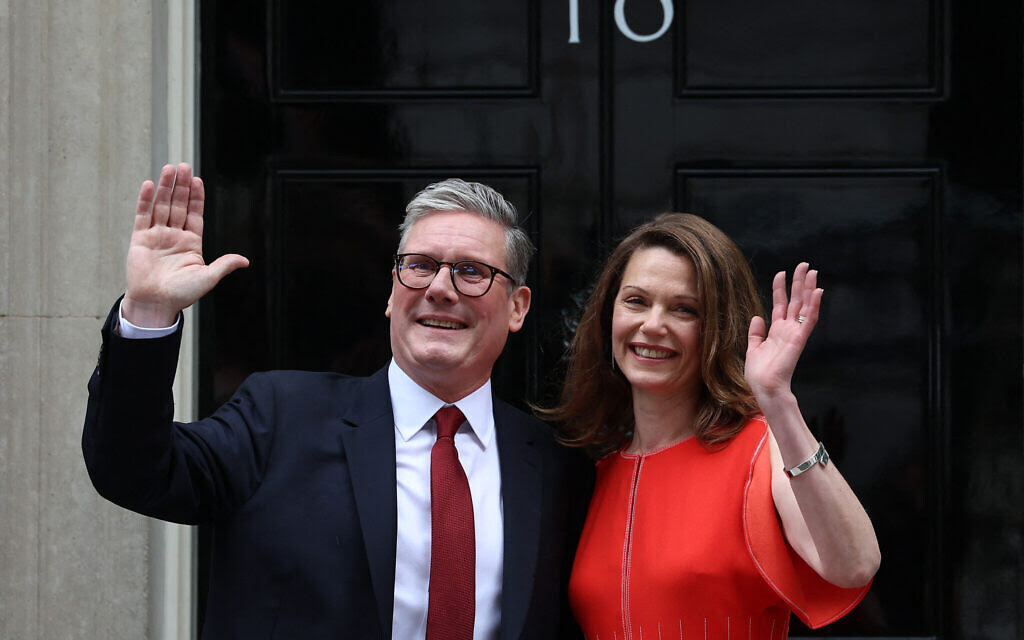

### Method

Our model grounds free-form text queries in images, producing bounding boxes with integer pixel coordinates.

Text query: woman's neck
[626,388,699,455]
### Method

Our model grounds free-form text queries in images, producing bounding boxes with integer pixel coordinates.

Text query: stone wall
[0,1,193,637]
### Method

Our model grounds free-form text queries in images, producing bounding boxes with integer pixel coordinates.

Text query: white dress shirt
[117,304,504,639]
[389,360,503,640]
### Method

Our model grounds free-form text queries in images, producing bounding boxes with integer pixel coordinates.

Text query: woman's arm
[745,263,881,588]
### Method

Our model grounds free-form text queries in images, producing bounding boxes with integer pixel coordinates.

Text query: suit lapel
[338,366,398,637]
[494,398,542,640]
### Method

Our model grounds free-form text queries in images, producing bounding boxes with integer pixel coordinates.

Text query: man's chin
[401,356,492,401]
[401,348,468,374]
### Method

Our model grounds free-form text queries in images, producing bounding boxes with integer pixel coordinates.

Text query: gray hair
[398,178,535,286]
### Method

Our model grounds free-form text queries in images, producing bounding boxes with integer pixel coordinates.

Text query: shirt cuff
[116,300,181,339]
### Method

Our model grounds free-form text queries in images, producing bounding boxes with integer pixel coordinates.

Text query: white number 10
[569,0,675,44]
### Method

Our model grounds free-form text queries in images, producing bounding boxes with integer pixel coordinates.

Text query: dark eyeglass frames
[394,253,514,297]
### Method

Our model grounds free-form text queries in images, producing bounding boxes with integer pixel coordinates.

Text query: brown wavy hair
[541,213,763,457]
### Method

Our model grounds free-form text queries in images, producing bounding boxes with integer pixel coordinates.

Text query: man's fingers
[184,177,205,235]
[168,163,193,229]
[133,180,156,231]
[151,164,176,227]
[205,254,250,287]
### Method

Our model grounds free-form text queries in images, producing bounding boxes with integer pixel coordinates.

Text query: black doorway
[198,1,1022,636]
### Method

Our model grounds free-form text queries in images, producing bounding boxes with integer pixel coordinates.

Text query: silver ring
[796,315,807,324]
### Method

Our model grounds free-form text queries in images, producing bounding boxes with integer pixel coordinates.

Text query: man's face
[386,210,531,402]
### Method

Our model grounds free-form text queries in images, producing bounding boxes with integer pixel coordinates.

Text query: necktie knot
[434,406,465,440]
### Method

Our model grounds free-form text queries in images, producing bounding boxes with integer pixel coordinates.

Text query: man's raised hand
[122,163,249,327]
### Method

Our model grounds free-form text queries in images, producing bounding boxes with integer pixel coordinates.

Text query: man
[83,163,591,639]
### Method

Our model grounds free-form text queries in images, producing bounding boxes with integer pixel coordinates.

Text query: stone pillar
[0,1,196,638]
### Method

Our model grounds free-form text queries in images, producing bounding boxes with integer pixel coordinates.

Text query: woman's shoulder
[708,414,770,457]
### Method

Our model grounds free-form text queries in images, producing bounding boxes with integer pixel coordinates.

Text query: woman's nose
[639,308,668,335]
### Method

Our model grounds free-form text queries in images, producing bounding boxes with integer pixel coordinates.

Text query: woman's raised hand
[744,263,822,402]
[122,163,249,327]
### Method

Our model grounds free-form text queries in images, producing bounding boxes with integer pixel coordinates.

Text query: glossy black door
[199,0,1022,637]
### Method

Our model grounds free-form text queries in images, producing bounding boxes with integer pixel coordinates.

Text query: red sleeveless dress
[569,416,870,640]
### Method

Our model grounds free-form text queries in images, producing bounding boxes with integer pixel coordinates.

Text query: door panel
[275,1,537,96]
[679,169,942,634]
[678,0,941,96]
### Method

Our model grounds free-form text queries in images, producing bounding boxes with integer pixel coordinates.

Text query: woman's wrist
[756,388,799,416]
[760,394,822,466]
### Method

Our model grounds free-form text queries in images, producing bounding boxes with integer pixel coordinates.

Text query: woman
[547,214,880,639]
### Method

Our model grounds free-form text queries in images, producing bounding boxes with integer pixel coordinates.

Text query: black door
[199,1,1022,636]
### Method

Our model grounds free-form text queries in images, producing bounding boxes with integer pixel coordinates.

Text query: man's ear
[385,270,395,318]
[507,285,531,333]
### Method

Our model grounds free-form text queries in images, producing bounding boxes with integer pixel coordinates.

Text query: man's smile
[418,317,468,330]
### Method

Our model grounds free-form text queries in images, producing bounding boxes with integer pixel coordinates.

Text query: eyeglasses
[394,253,514,297]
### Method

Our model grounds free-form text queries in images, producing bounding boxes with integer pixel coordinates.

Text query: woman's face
[611,246,703,403]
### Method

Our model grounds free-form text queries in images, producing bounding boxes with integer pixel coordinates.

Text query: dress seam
[621,457,644,640]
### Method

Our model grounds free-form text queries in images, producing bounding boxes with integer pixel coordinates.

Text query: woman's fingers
[801,286,824,329]
[787,262,809,320]
[747,315,767,354]
[766,263,823,336]
[794,268,822,328]
[798,268,818,322]
[771,270,788,324]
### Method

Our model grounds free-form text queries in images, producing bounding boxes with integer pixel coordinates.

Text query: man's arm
[82,163,258,522]
[84,299,282,523]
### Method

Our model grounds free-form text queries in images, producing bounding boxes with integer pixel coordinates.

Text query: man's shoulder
[251,364,384,382]
[237,366,388,403]
[492,395,594,488]
[493,394,545,424]
[492,395,563,445]
[249,368,358,384]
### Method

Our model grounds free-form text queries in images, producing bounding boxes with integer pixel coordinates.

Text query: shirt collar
[388,359,495,449]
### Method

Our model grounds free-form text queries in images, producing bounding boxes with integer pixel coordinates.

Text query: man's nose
[424,264,460,302]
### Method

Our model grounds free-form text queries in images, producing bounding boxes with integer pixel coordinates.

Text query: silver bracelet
[785,441,830,478]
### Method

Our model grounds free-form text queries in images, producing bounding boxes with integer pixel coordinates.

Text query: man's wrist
[121,295,180,329]
[117,299,180,339]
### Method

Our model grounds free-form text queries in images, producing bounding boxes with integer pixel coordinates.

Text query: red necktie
[426,406,475,640]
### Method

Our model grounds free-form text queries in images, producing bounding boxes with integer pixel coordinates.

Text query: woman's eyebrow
[620,284,699,302]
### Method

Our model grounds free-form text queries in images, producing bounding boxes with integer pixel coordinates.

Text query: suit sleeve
[82,300,277,524]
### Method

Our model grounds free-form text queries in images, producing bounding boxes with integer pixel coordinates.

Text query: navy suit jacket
[83,302,592,639]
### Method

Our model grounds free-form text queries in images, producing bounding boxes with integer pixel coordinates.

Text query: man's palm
[123,163,248,327]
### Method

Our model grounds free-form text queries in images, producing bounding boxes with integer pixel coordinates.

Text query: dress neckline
[618,433,697,459]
